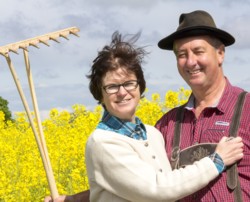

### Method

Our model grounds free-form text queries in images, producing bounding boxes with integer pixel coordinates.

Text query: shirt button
[144,142,149,147]
[159,169,163,172]
[152,155,156,159]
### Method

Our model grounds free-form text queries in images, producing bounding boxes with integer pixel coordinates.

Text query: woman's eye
[107,85,118,90]
[124,83,133,87]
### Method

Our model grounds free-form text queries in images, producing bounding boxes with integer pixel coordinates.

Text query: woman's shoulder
[88,129,116,141]
[144,124,164,140]
[144,124,162,134]
[87,129,133,145]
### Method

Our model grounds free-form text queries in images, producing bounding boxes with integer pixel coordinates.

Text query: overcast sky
[0,0,250,119]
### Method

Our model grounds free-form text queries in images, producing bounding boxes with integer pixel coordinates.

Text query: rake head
[0,27,80,56]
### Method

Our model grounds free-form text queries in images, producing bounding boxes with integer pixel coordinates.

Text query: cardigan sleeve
[86,129,218,202]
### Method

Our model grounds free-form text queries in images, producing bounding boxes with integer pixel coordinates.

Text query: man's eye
[177,53,186,58]
[196,51,204,55]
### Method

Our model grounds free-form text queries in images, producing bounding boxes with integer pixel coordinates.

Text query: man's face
[173,35,225,91]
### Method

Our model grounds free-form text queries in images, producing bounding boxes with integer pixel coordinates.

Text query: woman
[44,31,243,202]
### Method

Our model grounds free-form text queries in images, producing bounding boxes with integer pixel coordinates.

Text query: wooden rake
[0,26,80,199]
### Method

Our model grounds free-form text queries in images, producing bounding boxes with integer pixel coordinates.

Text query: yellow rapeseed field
[0,89,191,201]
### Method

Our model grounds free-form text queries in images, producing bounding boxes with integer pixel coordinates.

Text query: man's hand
[215,136,244,166]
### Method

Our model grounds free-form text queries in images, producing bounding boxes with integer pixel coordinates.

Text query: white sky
[0,0,250,119]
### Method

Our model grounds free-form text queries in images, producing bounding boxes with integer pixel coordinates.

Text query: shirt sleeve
[209,152,225,174]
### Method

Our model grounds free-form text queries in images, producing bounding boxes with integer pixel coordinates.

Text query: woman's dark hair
[86,31,148,104]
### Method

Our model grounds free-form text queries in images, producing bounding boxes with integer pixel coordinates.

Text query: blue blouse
[97,110,147,140]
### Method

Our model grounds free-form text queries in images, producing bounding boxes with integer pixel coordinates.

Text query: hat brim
[158,26,235,50]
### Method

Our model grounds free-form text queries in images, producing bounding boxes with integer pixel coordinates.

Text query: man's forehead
[174,35,212,50]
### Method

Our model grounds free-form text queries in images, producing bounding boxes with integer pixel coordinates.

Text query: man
[156,10,250,201]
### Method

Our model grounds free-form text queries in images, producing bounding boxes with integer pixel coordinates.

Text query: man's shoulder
[228,86,250,105]
[155,106,183,127]
[242,90,250,100]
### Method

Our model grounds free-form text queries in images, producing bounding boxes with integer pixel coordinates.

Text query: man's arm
[65,190,90,202]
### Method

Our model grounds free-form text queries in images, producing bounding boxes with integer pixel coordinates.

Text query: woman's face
[101,67,141,123]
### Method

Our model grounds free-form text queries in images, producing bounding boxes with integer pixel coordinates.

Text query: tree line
[0,96,13,121]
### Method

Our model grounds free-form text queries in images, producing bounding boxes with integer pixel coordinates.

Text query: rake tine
[0,52,8,57]
[69,30,79,37]
[29,42,40,49]
[9,48,19,54]
[59,33,69,40]
[39,39,50,47]
[49,36,60,43]
[19,46,29,52]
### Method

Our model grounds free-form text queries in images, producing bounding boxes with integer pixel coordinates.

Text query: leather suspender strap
[170,105,185,169]
[226,91,247,202]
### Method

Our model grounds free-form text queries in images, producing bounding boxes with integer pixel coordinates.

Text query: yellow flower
[0,88,190,201]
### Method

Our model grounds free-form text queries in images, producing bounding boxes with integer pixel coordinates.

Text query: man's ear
[217,44,225,67]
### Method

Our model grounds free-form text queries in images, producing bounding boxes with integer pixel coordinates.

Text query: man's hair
[209,36,225,51]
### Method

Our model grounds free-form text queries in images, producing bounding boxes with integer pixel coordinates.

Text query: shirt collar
[185,77,231,113]
[99,110,147,140]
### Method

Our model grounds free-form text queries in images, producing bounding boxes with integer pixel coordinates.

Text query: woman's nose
[117,85,127,95]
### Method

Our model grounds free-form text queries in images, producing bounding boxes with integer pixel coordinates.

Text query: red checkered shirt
[156,78,250,202]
